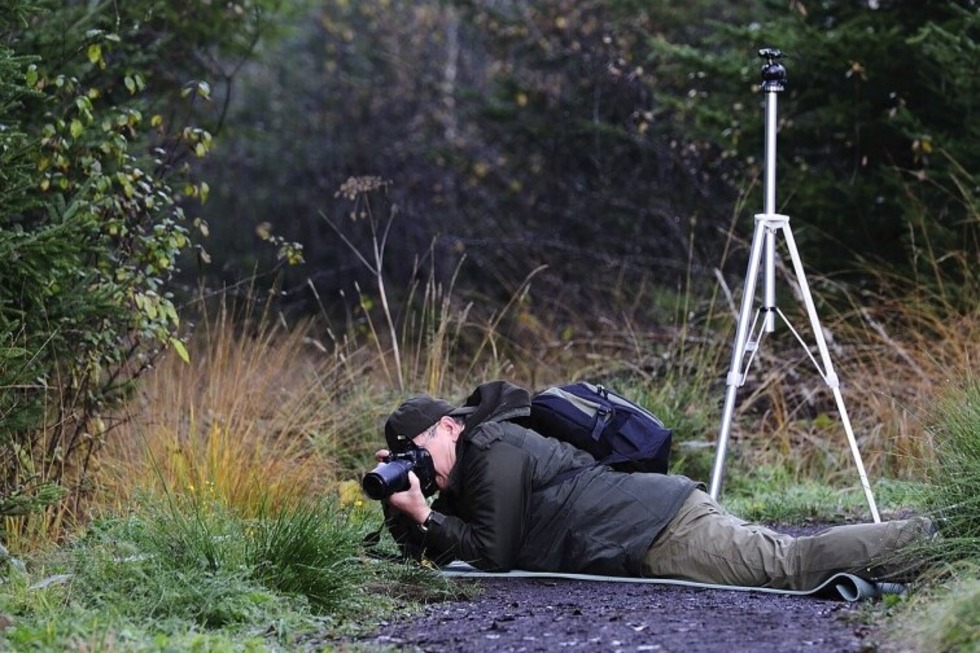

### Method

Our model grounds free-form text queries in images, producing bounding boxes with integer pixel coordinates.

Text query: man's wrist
[417,510,437,532]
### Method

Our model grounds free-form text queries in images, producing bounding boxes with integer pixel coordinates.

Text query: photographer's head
[385,395,455,451]
[385,396,466,492]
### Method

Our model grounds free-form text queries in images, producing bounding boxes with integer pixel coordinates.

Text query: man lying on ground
[377,380,931,590]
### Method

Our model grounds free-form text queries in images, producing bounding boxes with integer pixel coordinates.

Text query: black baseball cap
[384,395,457,451]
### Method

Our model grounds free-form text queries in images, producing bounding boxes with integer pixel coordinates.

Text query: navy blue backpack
[527,382,673,474]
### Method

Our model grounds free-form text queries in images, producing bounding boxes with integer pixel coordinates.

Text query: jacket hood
[457,381,531,431]
[439,381,531,496]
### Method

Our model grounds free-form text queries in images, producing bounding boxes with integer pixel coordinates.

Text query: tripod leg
[779,224,882,522]
[709,218,770,500]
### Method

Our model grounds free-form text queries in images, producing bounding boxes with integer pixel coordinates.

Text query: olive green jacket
[393,380,697,576]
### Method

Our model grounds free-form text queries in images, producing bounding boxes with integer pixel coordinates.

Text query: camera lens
[361,458,413,500]
[361,472,389,501]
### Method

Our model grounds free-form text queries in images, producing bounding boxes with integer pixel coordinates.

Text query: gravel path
[345,522,892,652]
[361,576,881,652]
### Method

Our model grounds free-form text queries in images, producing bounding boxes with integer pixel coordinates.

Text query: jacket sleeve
[382,502,426,562]
[425,441,534,571]
[382,495,459,566]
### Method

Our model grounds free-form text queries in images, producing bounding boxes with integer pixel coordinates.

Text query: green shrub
[0,0,294,534]
[649,1,980,278]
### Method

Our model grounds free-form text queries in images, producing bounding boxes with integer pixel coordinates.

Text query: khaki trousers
[643,489,930,591]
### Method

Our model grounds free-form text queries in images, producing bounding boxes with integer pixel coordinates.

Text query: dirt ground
[349,523,891,653]
[358,578,881,653]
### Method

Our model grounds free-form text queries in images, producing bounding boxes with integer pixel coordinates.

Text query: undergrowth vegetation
[1,491,460,650]
[1,176,978,648]
[2,2,977,650]
[884,381,980,653]
[920,381,980,564]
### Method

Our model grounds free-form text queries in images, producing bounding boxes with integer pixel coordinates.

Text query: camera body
[362,446,437,500]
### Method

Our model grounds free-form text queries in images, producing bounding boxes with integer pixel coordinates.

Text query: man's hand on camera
[386,471,432,526]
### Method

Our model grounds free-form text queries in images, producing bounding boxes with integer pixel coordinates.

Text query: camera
[361,446,437,500]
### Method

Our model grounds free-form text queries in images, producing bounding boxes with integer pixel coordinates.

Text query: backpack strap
[590,404,610,441]
[599,409,631,441]
[586,385,629,443]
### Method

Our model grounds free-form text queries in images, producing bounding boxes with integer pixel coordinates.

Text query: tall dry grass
[90,168,978,519]
[94,259,977,516]
[95,263,567,514]
[692,156,977,487]
[701,260,979,488]
[98,294,352,514]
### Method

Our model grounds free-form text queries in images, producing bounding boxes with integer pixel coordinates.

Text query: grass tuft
[0,489,443,650]
[245,496,368,613]
[917,379,980,564]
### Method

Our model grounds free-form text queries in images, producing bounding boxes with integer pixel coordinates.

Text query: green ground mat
[441,562,906,602]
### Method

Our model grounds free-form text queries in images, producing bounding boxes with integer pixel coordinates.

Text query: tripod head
[758,47,786,93]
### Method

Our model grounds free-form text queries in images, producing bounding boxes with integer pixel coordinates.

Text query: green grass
[920,380,980,561]
[881,380,980,653]
[722,471,929,525]
[885,564,980,653]
[0,491,458,651]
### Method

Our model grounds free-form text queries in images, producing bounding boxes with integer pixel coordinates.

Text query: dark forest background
[1,0,978,512]
[193,0,979,318]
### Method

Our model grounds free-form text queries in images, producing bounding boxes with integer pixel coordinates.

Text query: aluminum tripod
[707,48,881,522]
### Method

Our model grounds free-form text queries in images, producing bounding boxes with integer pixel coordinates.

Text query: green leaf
[86,43,102,64]
[169,338,190,364]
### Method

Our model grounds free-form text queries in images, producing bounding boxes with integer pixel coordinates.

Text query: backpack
[526,382,673,474]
